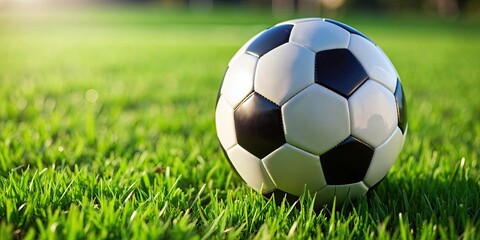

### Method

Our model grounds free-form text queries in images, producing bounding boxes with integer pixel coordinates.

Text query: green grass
[0,6,479,239]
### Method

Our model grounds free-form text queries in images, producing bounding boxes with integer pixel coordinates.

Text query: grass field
[0,6,479,239]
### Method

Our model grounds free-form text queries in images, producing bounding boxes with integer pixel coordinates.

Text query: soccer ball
[215,18,407,207]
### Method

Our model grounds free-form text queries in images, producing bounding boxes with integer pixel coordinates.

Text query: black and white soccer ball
[215,18,407,207]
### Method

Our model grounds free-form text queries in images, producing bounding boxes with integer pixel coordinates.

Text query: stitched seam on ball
[245,50,260,58]
[233,92,255,112]
[261,158,278,190]
[224,143,236,153]
[280,82,315,107]
[255,92,287,143]
[256,91,280,107]
[346,33,352,49]
[316,184,328,192]
[344,50,370,96]
[380,127,398,149]
[320,136,351,156]
[289,41,316,54]
[232,92,254,148]
[368,78,394,94]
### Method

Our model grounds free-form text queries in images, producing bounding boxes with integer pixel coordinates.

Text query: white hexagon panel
[315,182,368,207]
[282,84,350,155]
[348,34,397,93]
[348,80,398,148]
[227,145,275,193]
[215,96,237,150]
[262,144,326,196]
[290,20,350,53]
[220,53,257,108]
[363,127,404,187]
[255,43,315,106]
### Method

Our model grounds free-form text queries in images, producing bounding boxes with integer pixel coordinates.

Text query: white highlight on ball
[221,53,257,109]
[215,96,237,150]
[349,80,398,148]
[255,43,315,106]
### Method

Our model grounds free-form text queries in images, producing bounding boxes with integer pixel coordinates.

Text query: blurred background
[1,0,479,16]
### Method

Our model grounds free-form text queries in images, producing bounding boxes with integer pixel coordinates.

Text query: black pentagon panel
[324,19,375,44]
[315,49,368,97]
[394,79,408,133]
[234,93,286,159]
[246,24,293,57]
[320,136,374,185]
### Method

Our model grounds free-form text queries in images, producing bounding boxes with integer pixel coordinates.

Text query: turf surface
[0,6,479,239]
